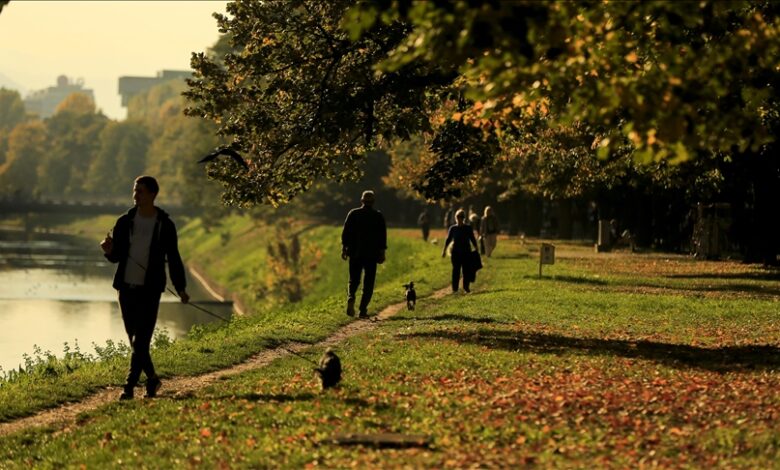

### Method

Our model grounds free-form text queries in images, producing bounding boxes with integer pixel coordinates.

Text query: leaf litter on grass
[3,239,780,468]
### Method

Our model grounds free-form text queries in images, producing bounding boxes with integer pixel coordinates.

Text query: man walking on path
[341,190,387,318]
[100,176,189,400]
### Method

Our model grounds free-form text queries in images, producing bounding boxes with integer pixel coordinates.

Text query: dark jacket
[445,224,478,257]
[342,206,387,262]
[105,206,187,293]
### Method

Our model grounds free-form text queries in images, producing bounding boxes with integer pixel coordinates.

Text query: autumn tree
[0,88,27,168]
[0,121,47,196]
[39,101,108,197]
[127,80,188,134]
[354,1,779,159]
[86,120,150,198]
[0,88,26,132]
[360,0,780,259]
[118,76,225,212]
[54,92,97,116]
[187,1,780,199]
[146,114,221,208]
[185,0,454,206]
[186,0,779,258]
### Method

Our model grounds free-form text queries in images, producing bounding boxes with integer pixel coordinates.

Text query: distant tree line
[0,85,212,207]
[0,87,425,229]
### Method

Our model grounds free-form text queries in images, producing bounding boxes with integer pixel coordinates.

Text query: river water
[0,229,232,373]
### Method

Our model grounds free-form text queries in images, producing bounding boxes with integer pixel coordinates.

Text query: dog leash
[122,250,231,323]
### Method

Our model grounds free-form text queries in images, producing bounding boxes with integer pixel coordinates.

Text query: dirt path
[0,287,451,438]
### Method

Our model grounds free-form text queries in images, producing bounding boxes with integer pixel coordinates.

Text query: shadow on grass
[667,271,780,281]
[215,392,317,402]
[466,288,515,296]
[203,393,394,412]
[343,396,392,411]
[492,252,531,260]
[679,283,780,297]
[626,281,780,298]
[387,313,501,324]
[261,338,317,349]
[398,328,780,372]
[523,275,608,286]
[528,275,780,297]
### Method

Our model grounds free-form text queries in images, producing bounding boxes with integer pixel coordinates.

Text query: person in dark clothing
[341,190,387,318]
[100,176,189,400]
[417,209,430,242]
[442,209,478,293]
[443,206,454,229]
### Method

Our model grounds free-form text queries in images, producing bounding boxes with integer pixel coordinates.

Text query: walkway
[0,287,450,437]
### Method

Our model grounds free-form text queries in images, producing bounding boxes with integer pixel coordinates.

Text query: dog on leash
[314,348,342,389]
[403,282,416,310]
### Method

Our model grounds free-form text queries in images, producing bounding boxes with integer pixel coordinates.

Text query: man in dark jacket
[100,176,189,400]
[341,190,387,318]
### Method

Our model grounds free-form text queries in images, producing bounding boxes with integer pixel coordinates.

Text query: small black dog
[314,348,342,389]
[403,282,416,310]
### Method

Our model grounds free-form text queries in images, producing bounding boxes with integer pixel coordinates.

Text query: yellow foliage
[54,93,95,115]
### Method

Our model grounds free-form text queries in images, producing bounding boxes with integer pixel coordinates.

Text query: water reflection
[0,231,232,372]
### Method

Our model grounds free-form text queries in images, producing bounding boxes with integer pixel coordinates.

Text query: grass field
[2,234,778,468]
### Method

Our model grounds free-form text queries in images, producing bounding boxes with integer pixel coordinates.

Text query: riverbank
[0,215,450,421]
[0,222,235,373]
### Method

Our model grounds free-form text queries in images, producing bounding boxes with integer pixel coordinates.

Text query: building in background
[117,70,191,107]
[23,75,95,118]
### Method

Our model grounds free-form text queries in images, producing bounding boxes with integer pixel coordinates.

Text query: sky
[0,1,226,120]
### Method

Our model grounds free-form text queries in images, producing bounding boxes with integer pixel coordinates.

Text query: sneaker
[346,299,356,317]
[358,310,368,319]
[464,286,471,293]
[145,377,162,398]
[119,387,134,401]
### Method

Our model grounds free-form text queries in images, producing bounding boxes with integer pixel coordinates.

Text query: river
[0,228,232,373]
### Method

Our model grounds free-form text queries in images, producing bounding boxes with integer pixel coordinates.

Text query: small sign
[540,243,555,265]
[539,243,555,278]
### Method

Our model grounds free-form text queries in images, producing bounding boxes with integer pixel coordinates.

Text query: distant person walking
[341,190,387,318]
[443,206,454,230]
[468,205,482,237]
[100,176,189,400]
[442,209,478,293]
[468,205,484,254]
[480,206,500,257]
[417,209,431,242]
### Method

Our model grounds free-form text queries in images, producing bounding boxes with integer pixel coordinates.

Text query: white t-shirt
[123,212,158,285]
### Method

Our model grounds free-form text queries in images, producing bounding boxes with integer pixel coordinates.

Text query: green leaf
[341,5,377,41]
[668,142,690,165]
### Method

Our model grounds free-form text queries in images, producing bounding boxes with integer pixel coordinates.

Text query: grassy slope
[2,238,780,467]
[0,216,448,421]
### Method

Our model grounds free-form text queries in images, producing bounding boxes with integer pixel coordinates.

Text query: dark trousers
[421,225,430,242]
[118,287,161,387]
[348,257,377,314]
[451,253,470,292]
